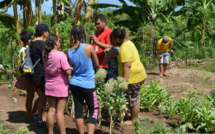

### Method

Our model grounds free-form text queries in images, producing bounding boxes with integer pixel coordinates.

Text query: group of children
[18,19,146,133]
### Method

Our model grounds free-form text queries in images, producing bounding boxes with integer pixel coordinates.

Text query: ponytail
[112,28,126,39]
[44,34,58,61]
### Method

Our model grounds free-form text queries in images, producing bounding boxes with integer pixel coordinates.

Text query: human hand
[170,49,174,53]
[90,34,98,44]
[104,47,111,52]
[157,55,162,59]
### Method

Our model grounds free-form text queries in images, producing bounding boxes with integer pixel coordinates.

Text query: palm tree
[36,0,43,25]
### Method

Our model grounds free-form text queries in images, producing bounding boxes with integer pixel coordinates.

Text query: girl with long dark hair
[44,34,71,134]
[68,25,99,134]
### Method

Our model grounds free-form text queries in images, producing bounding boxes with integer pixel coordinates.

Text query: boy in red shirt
[90,14,113,68]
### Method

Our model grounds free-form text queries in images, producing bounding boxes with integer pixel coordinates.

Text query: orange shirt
[94,27,112,68]
[156,37,173,53]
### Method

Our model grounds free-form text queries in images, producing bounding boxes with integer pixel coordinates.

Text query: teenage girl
[44,34,71,134]
[111,28,147,125]
[68,25,99,134]
[19,30,38,121]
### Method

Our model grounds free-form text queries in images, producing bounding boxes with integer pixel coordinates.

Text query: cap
[36,24,50,34]
[162,36,169,45]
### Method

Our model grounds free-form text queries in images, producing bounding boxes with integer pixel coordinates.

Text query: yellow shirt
[118,40,146,84]
[157,37,173,53]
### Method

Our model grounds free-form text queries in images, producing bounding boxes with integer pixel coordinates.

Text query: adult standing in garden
[68,25,99,134]
[156,36,174,77]
[90,14,113,68]
[111,28,147,125]
[30,24,50,127]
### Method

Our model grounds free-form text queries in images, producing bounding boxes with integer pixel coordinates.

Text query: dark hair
[95,14,107,23]
[35,24,50,37]
[112,28,126,39]
[44,34,58,61]
[20,30,34,46]
[71,25,86,44]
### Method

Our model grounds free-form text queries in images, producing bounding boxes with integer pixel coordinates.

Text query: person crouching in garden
[68,25,99,134]
[156,36,174,77]
[110,28,147,125]
[44,34,71,134]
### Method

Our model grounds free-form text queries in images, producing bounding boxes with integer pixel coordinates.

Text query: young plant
[157,104,166,115]
[95,68,107,127]
[167,101,178,119]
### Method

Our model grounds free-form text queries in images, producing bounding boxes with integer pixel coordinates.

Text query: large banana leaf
[0,13,15,28]
[89,3,121,10]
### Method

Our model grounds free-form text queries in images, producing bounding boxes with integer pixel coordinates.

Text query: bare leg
[75,118,85,134]
[47,97,56,134]
[159,64,164,76]
[130,103,140,121]
[163,63,168,75]
[32,98,39,114]
[56,98,67,134]
[87,123,95,134]
[26,85,36,117]
[36,88,46,121]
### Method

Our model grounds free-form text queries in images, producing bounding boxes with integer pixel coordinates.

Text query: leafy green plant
[133,119,144,134]
[95,68,107,127]
[140,81,171,111]
[0,124,12,134]
[152,122,172,134]
[103,77,128,133]
[167,101,178,119]
[157,104,166,115]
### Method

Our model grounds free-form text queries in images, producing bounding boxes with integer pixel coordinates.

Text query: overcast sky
[3,0,134,16]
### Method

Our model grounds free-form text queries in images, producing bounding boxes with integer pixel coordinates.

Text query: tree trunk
[23,0,34,29]
[13,1,21,46]
[36,0,42,25]
[53,0,59,35]
[72,0,84,26]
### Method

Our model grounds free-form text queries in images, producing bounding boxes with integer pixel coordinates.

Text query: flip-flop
[123,120,133,125]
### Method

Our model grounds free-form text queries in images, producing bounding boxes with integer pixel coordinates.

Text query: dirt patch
[0,67,214,133]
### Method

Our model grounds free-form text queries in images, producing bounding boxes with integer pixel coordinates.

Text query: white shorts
[158,55,169,64]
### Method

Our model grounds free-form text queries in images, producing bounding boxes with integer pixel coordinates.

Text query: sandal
[123,120,133,125]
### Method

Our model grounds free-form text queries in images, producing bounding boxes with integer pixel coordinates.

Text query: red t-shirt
[94,27,112,68]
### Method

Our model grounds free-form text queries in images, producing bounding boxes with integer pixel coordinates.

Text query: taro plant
[95,67,107,127]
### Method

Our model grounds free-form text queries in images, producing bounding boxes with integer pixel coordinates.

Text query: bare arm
[64,69,72,75]
[102,50,115,66]
[123,61,131,81]
[90,34,112,50]
[90,46,99,68]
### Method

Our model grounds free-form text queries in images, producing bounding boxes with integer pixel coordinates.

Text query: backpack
[16,44,40,77]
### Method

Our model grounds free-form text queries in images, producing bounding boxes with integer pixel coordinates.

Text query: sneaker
[37,120,46,128]
[28,115,38,122]
[159,73,163,77]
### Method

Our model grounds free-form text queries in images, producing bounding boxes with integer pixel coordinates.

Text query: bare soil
[0,66,213,134]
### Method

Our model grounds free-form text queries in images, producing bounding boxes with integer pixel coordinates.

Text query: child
[111,28,147,125]
[19,30,38,121]
[68,25,99,134]
[44,34,71,134]
[102,33,119,79]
